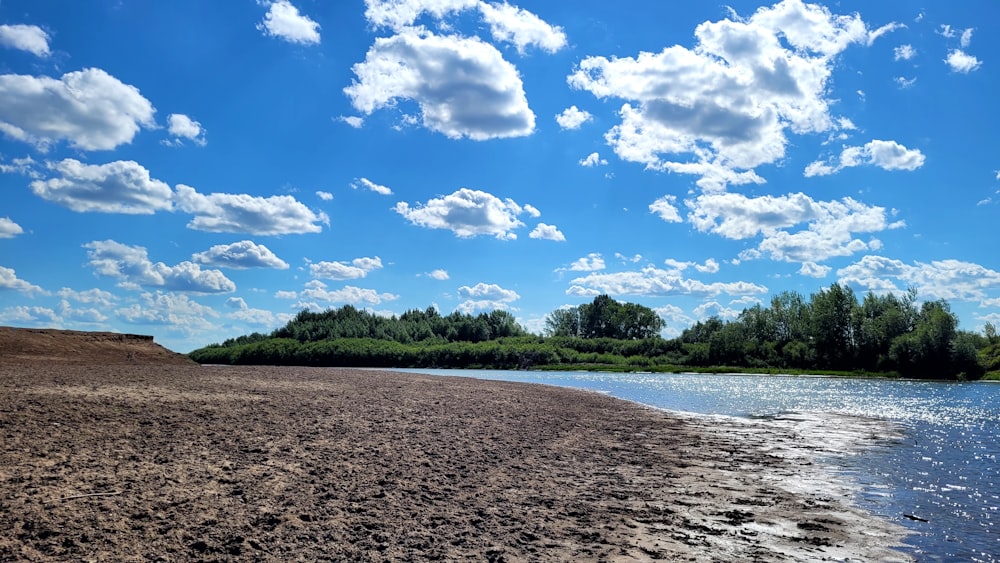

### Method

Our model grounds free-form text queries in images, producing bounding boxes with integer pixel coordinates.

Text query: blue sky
[2,0,998,353]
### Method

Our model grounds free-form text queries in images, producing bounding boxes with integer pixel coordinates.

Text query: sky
[1,0,998,353]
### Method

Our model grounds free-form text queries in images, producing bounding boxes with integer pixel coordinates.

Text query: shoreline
[1,364,911,561]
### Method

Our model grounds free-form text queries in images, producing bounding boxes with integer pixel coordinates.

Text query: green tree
[810,283,858,370]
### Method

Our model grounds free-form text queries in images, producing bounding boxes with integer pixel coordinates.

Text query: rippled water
[399,369,1000,562]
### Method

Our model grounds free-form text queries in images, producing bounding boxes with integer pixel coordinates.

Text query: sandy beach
[0,360,911,562]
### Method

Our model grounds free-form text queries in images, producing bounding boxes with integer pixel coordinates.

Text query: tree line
[189,287,998,380]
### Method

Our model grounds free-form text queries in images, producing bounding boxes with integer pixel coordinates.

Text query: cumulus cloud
[395,187,536,239]
[352,177,393,195]
[338,115,365,128]
[687,192,902,264]
[300,280,398,305]
[0,305,60,325]
[649,195,682,223]
[568,0,897,190]
[799,261,831,278]
[191,240,289,270]
[456,281,520,313]
[363,0,479,31]
[166,114,206,146]
[84,240,236,293]
[579,152,607,167]
[478,1,567,54]
[0,266,44,294]
[257,0,321,45]
[0,24,51,57]
[174,185,329,235]
[115,291,220,331]
[316,191,334,201]
[30,159,174,214]
[224,297,291,327]
[426,269,450,280]
[568,265,767,299]
[0,68,156,151]
[345,29,534,140]
[893,44,916,61]
[805,139,925,176]
[563,253,605,272]
[556,106,593,130]
[309,256,383,280]
[838,255,1000,302]
[945,49,982,73]
[0,217,24,238]
[529,223,565,241]
[0,155,40,177]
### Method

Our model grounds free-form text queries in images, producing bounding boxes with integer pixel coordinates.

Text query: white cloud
[225,297,290,327]
[0,155,40,178]
[945,49,982,73]
[174,184,329,235]
[458,282,519,301]
[0,68,156,151]
[556,106,592,130]
[838,255,1000,302]
[191,240,289,270]
[529,223,565,241]
[894,76,917,89]
[615,253,643,264]
[345,29,534,140]
[0,24,51,57]
[694,301,740,320]
[799,261,831,278]
[257,0,321,45]
[569,265,767,298]
[0,217,24,238]
[0,266,44,294]
[316,191,334,201]
[30,159,174,214]
[687,192,901,264]
[352,177,393,195]
[309,256,383,280]
[116,291,220,331]
[166,114,206,146]
[426,269,450,280]
[0,305,60,325]
[960,28,974,49]
[84,240,236,293]
[649,195,682,223]
[57,287,117,308]
[338,115,365,128]
[562,253,605,272]
[363,0,478,31]
[300,280,399,305]
[805,139,925,176]
[568,0,886,190]
[478,1,566,54]
[893,44,916,61]
[579,152,607,167]
[694,258,720,274]
[456,281,520,313]
[395,187,535,239]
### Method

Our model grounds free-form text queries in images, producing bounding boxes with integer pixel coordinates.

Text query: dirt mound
[0,326,192,365]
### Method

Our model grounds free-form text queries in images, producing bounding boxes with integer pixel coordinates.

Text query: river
[397,369,1000,562]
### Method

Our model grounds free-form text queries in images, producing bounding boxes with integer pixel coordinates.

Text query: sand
[0,361,912,562]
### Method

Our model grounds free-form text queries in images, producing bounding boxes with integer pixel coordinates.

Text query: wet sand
[0,364,910,561]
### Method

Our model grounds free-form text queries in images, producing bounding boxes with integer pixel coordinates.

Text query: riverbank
[0,364,910,561]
